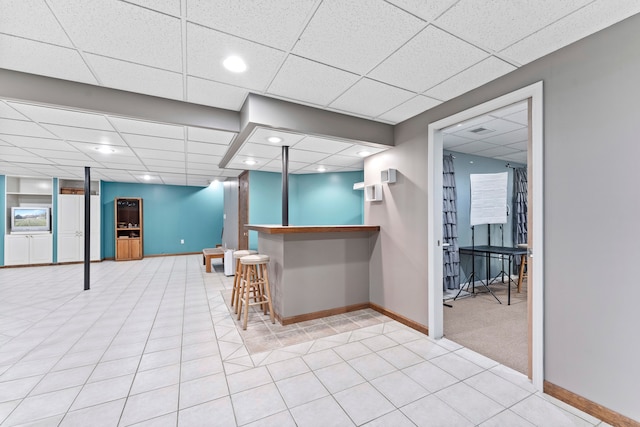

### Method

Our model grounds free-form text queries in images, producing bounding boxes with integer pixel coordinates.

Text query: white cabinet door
[56,194,101,262]
[4,235,30,265]
[58,195,80,234]
[90,195,101,260]
[57,233,80,263]
[30,234,53,264]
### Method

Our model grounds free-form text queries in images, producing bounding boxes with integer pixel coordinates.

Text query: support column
[84,167,90,291]
[282,146,289,226]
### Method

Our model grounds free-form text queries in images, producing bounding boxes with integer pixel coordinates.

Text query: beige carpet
[444,278,528,375]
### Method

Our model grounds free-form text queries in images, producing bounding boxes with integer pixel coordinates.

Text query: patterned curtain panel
[443,154,460,290]
[513,167,528,269]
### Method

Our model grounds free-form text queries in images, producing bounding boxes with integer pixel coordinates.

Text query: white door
[5,235,30,265]
[29,234,53,264]
[58,195,80,234]
[90,195,101,260]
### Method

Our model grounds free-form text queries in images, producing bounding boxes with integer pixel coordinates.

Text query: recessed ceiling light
[244,159,257,166]
[223,56,247,73]
[267,136,283,144]
[143,175,151,181]
[94,146,115,154]
[316,166,327,172]
[356,150,371,157]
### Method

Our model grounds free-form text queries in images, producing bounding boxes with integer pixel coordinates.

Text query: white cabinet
[57,194,101,262]
[4,234,53,265]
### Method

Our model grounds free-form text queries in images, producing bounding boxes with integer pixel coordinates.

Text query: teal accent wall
[292,171,364,225]
[248,171,282,250]
[247,170,364,250]
[0,175,5,267]
[101,181,224,258]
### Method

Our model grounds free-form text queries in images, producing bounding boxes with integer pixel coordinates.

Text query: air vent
[469,127,495,135]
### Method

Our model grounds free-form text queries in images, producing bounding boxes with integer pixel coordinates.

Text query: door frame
[427,81,544,390]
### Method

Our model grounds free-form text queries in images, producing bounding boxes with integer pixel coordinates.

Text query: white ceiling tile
[187,0,316,50]
[111,117,184,139]
[0,0,73,47]
[473,146,521,159]
[265,159,308,172]
[8,102,113,130]
[0,164,45,176]
[68,141,136,157]
[187,153,224,165]
[236,143,281,159]
[24,148,90,161]
[1,135,76,151]
[293,0,425,74]
[377,95,442,123]
[121,134,184,151]
[44,124,127,145]
[386,0,459,21]
[131,148,184,161]
[98,161,146,170]
[186,176,212,187]
[0,102,28,120]
[292,136,352,154]
[321,155,363,167]
[435,0,591,51]
[424,56,516,100]
[490,101,528,119]
[443,134,476,150]
[498,151,528,164]
[330,79,415,118]
[219,169,243,177]
[258,165,283,173]
[247,128,306,147]
[141,158,185,168]
[187,127,236,145]
[0,154,55,165]
[51,158,104,168]
[482,128,528,145]
[297,165,335,174]
[507,140,528,151]
[0,118,58,138]
[267,55,360,106]
[126,0,181,16]
[188,167,222,175]
[0,35,97,85]
[455,118,524,140]
[186,77,248,111]
[187,23,285,91]
[186,141,229,156]
[448,141,500,154]
[500,0,640,64]
[85,54,183,101]
[336,145,388,157]
[144,165,185,174]
[288,150,329,163]
[49,0,182,71]
[369,26,488,92]
[0,146,33,156]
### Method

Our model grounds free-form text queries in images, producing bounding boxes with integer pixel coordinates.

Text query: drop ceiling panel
[500,0,640,65]
[265,159,308,171]
[236,143,281,159]
[443,134,476,150]
[186,23,285,91]
[453,118,523,140]
[186,141,229,156]
[44,125,127,145]
[330,79,415,118]
[435,0,592,51]
[126,0,181,16]
[24,149,92,161]
[498,151,528,164]
[247,128,305,147]
[85,54,184,101]
[0,0,72,47]
[0,102,28,120]
[142,165,185,174]
[187,0,316,50]
[448,141,500,154]
[187,127,236,145]
[0,118,57,139]
[482,128,528,145]
[0,146,33,156]
[473,145,521,159]
[121,134,184,151]
[186,77,248,111]
[507,140,528,151]
[337,145,388,158]
[267,55,360,106]
[186,153,223,165]
[50,0,183,72]
[293,136,352,154]
[377,95,442,123]
[321,155,363,167]
[133,149,185,162]
[490,101,527,118]
[0,135,74,151]
[8,102,114,130]
[369,26,488,92]
[188,168,222,176]
[1,154,55,165]
[111,117,184,139]
[425,57,516,101]
[287,150,329,163]
[52,159,104,168]
[0,35,97,84]
[293,0,425,74]
[140,158,185,168]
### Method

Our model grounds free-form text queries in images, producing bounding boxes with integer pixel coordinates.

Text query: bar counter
[245,225,380,324]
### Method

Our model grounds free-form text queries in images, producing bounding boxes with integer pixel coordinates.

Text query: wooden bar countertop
[245,225,380,234]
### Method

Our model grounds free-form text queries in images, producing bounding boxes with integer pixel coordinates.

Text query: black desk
[457,245,527,305]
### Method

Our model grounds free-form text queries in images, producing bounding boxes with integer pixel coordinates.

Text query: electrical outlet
[180,239,184,244]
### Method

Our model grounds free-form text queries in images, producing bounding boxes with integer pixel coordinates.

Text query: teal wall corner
[248,171,282,250]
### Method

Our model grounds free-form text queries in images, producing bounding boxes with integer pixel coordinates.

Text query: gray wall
[222,179,239,250]
[366,14,640,421]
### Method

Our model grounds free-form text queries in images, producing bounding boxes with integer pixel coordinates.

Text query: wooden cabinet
[57,194,101,262]
[4,234,53,265]
[115,198,143,260]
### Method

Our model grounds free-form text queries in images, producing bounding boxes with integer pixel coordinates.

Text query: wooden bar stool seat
[231,250,257,312]
[237,254,275,330]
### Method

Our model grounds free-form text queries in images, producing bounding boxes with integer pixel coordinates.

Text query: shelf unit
[4,176,54,266]
[115,197,143,260]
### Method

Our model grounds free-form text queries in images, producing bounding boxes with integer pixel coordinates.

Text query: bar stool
[231,250,257,312]
[237,254,275,330]
[517,244,528,293]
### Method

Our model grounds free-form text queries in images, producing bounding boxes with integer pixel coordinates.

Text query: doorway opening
[427,82,544,390]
